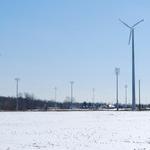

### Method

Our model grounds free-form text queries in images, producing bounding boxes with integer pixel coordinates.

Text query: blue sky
[0,0,150,103]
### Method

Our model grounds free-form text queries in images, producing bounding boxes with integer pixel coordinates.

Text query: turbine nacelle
[119,19,144,45]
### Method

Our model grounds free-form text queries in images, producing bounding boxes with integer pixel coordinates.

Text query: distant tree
[82,101,87,109]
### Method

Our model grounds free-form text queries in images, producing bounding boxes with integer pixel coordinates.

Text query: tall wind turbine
[119,19,144,111]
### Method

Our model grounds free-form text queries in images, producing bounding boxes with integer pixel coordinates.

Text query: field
[0,111,150,150]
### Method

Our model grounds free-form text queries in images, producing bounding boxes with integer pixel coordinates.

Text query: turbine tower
[54,87,57,109]
[125,84,128,108]
[92,88,95,109]
[119,19,144,111]
[15,78,20,111]
[70,81,74,109]
[115,67,120,111]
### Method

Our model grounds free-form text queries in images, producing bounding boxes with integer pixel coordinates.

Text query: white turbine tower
[119,19,144,111]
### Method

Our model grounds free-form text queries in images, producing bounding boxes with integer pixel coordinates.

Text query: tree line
[0,95,108,111]
[0,95,150,111]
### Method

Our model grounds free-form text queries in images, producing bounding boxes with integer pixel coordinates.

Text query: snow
[0,111,150,150]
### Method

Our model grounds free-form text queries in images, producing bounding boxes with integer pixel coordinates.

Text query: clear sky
[0,0,150,103]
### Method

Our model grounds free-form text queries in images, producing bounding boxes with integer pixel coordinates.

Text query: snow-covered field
[0,111,150,150]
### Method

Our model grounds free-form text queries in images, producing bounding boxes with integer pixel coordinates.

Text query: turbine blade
[132,19,144,28]
[119,19,131,29]
[128,31,132,45]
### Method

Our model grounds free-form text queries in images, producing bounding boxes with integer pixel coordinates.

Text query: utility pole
[15,78,20,111]
[115,68,120,111]
[139,80,141,111]
[70,81,74,109]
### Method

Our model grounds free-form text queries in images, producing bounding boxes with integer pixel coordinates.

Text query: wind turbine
[119,19,144,111]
